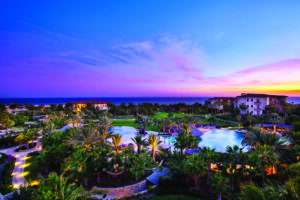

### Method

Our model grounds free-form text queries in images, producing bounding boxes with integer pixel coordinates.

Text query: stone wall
[92,180,148,197]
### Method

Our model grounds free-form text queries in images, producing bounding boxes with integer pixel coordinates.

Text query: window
[251,105,253,108]
[247,105,249,108]
[251,98,253,102]
[247,99,249,102]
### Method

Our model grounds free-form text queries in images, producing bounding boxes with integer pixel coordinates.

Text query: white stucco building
[70,100,108,112]
[235,93,288,115]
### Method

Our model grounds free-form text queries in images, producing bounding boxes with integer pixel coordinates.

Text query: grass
[148,195,201,200]
[24,153,40,183]
[113,115,136,119]
[111,119,138,128]
[151,112,194,119]
[196,118,237,127]
[11,127,25,133]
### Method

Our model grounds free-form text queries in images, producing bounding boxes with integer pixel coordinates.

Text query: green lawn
[24,153,40,183]
[11,127,25,133]
[111,119,138,128]
[196,118,237,127]
[151,112,194,119]
[148,195,202,200]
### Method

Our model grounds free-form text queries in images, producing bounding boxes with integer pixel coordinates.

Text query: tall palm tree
[185,153,206,190]
[131,135,146,154]
[166,119,173,134]
[201,147,216,184]
[236,115,242,129]
[112,134,122,155]
[226,145,243,190]
[242,127,264,147]
[147,134,162,163]
[135,116,151,134]
[67,126,100,149]
[246,152,261,183]
[210,172,230,200]
[248,115,253,127]
[270,113,281,133]
[254,144,278,185]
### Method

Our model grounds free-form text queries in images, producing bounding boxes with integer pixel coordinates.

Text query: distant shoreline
[1,97,300,106]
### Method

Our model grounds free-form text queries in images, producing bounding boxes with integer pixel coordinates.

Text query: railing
[254,101,262,105]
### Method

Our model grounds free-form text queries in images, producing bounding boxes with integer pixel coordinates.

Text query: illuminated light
[15,162,21,166]
[22,172,29,176]
[24,163,31,167]
[30,180,40,186]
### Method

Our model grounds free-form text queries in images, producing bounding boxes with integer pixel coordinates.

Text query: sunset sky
[1,0,300,97]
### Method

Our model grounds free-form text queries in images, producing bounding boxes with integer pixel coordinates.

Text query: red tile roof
[237,93,288,98]
[70,100,107,104]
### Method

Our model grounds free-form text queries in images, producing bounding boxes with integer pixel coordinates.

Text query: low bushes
[0,135,19,149]
[0,156,16,194]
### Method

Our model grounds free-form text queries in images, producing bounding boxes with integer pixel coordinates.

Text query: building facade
[70,100,108,112]
[235,93,287,115]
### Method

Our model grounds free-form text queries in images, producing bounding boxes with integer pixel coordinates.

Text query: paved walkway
[0,140,42,189]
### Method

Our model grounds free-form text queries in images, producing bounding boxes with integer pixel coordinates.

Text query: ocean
[0,97,299,106]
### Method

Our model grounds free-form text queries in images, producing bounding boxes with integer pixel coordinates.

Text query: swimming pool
[110,126,245,152]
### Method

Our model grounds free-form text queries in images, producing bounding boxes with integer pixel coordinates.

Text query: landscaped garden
[0,101,300,199]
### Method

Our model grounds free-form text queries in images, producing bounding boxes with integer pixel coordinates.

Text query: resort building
[70,100,108,112]
[6,103,27,114]
[208,97,237,111]
[235,93,288,115]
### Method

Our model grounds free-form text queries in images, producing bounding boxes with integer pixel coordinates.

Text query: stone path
[0,140,42,189]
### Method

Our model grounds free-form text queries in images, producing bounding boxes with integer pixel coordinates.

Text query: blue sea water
[0,97,299,106]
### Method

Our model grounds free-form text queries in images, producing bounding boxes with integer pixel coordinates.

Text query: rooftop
[208,97,236,100]
[237,93,288,98]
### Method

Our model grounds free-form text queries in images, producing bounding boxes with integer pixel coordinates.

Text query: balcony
[254,101,262,105]
[254,106,262,111]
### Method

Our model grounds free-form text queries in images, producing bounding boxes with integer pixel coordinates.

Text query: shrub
[0,158,16,194]
[293,121,300,132]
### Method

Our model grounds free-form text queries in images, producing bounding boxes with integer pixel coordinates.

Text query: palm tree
[67,114,82,127]
[246,152,261,183]
[201,147,216,184]
[67,126,100,149]
[167,118,173,134]
[15,131,31,149]
[185,153,206,190]
[236,115,242,129]
[226,145,243,190]
[131,135,146,154]
[270,113,281,133]
[208,115,216,126]
[254,144,278,184]
[210,172,230,200]
[135,116,151,134]
[97,125,113,148]
[147,134,162,163]
[242,127,264,147]
[261,132,285,153]
[240,184,266,200]
[43,122,56,135]
[239,103,248,115]
[248,115,253,127]
[112,134,122,155]
[37,172,85,200]
[2,118,14,130]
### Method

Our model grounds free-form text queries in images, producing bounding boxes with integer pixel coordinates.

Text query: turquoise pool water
[111,126,245,152]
